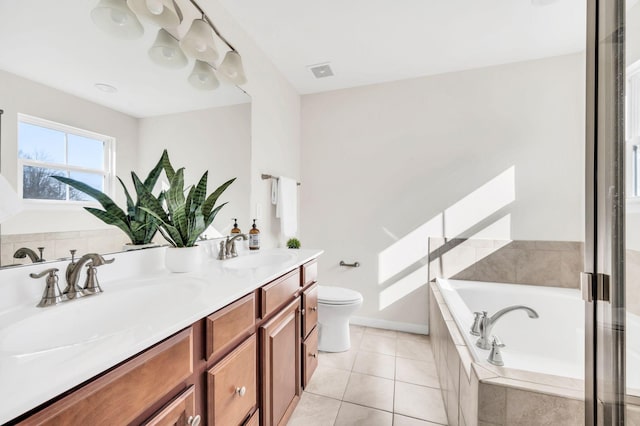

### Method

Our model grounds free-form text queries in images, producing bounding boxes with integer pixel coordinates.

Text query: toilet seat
[318,286,363,305]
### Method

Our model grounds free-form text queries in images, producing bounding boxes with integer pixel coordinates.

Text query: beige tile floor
[288,325,448,426]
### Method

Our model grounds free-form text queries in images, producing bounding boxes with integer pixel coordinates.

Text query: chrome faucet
[476,305,539,350]
[64,250,114,298]
[218,234,248,260]
[14,247,45,263]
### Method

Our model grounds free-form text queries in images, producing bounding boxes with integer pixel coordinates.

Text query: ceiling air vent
[308,63,334,79]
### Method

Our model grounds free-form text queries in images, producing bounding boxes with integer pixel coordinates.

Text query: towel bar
[339,261,360,268]
[261,174,301,186]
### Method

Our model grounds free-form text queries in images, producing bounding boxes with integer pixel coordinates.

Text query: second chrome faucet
[471,305,539,350]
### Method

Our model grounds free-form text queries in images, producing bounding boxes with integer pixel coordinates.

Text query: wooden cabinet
[16,257,320,426]
[144,386,197,426]
[207,335,257,426]
[18,329,194,426]
[260,299,301,426]
[301,283,318,338]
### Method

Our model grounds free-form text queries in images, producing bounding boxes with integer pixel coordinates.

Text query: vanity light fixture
[218,51,247,85]
[188,60,220,90]
[180,18,219,62]
[90,0,144,40]
[126,0,182,28]
[148,28,188,68]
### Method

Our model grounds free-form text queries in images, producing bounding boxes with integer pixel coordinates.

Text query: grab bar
[340,261,360,268]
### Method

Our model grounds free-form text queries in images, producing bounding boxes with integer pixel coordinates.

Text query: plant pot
[164,245,202,273]
[122,242,160,251]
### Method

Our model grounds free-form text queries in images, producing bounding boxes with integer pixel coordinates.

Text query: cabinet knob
[187,415,201,426]
[236,386,247,397]
[310,306,317,312]
[310,353,317,358]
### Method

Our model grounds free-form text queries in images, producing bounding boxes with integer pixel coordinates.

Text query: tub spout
[476,305,539,350]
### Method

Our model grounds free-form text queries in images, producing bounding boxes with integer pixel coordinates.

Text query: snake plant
[137,150,235,248]
[52,157,165,245]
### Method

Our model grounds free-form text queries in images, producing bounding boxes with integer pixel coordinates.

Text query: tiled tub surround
[0,247,323,424]
[429,281,585,425]
[428,238,583,289]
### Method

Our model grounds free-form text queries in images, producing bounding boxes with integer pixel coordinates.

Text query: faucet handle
[488,336,505,366]
[30,268,64,307]
[470,312,484,336]
[492,335,505,348]
[69,249,77,263]
[83,264,103,295]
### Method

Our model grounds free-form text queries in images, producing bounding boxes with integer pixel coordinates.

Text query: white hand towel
[271,178,278,205]
[276,176,298,237]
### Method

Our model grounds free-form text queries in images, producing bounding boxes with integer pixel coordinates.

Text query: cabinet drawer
[302,327,319,389]
[19,329,193,426]
[243,409,259,426]
[207,335,257,426]
[260,270,300,319]
[302,283,318,338]
[301,260,318,287]
[144,385,196,426]
[206,293,256,361]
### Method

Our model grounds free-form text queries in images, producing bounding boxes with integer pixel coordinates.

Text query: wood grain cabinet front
[260,270,300,319]
[301,283,318,339]
[18,328,193,426]
[302,327,319,389]
[260,299,301,426]
[207,335,257,426]
[301,260,318,288]
[143,385,197,426]
[206,293,256,362]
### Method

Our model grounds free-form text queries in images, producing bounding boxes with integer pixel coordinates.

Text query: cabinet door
[302,327,318,389]
[301,283,318,338]
[260,299,301,426]
[207,335,257,426]
[144,385,197,426]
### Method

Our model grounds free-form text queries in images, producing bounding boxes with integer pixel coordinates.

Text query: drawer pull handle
[310,306,317,312]
[310,353,317,358]
[187,415,201,426]
[236,386,247,397]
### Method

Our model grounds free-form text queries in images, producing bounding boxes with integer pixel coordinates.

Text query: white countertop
[0,247,323,424]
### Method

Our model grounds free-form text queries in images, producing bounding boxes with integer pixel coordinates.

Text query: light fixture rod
[187,0,237,52]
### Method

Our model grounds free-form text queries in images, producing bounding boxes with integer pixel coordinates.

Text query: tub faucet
[64,250,114,299]
[476,305,539,350]
[13,247,45,263]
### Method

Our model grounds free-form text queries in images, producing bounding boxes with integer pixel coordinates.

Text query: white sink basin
[0,279,203,357]
[223,253,296,270]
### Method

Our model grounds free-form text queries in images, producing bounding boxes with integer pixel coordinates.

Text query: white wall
[137,104,251,235]
[202,0,301,248]
[0,69,138,234]
[301,53,586,331]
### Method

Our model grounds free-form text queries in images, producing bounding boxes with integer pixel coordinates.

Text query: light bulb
[145,0,163,15]
[110,9,128,25]
[195,41,207,53]
[162,47,176,59]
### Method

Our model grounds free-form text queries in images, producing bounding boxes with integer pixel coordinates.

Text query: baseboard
[350,316,429,335]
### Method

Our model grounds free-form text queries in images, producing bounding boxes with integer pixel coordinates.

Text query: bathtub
[436,278,640,392]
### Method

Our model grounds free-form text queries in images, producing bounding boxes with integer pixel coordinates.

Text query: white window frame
[626,60,640,212]
[17,114,116,209]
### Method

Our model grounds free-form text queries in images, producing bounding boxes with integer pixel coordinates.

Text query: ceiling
[217,0,587,94]
[0,0,249,118]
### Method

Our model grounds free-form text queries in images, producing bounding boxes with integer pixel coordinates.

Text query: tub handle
[488,336,506,366]
[470,311,485,336]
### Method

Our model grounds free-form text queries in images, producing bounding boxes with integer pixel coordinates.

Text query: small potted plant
[286,238,301,249]
[52,157,166,249]
[138,150,235,272]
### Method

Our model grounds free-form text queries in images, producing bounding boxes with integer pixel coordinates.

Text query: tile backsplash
[428,237,584,289]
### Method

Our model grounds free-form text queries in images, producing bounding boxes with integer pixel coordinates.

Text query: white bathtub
[436,278,640,391]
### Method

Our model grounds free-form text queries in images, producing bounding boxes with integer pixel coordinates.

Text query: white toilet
[317,286,363,352]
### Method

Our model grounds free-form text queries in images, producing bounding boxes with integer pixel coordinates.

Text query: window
[17,115,115,202]
[627,61,640,199]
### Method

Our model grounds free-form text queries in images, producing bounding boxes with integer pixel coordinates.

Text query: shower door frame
[585,0,626,424]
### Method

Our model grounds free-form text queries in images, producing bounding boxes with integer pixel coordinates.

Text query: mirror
[0,0,251,267]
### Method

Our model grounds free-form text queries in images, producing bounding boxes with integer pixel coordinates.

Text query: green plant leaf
[203,178,235,217]
[83,207,137,242]
[52,176,128,223]
[117,176,136,217]
[204,202,228,230]
[143,155,165,190]
[160,149,175,183]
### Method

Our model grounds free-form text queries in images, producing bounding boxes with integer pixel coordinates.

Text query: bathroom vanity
[0,248,322,426]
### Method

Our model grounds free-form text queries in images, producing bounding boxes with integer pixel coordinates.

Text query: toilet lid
[318,286,363,305]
